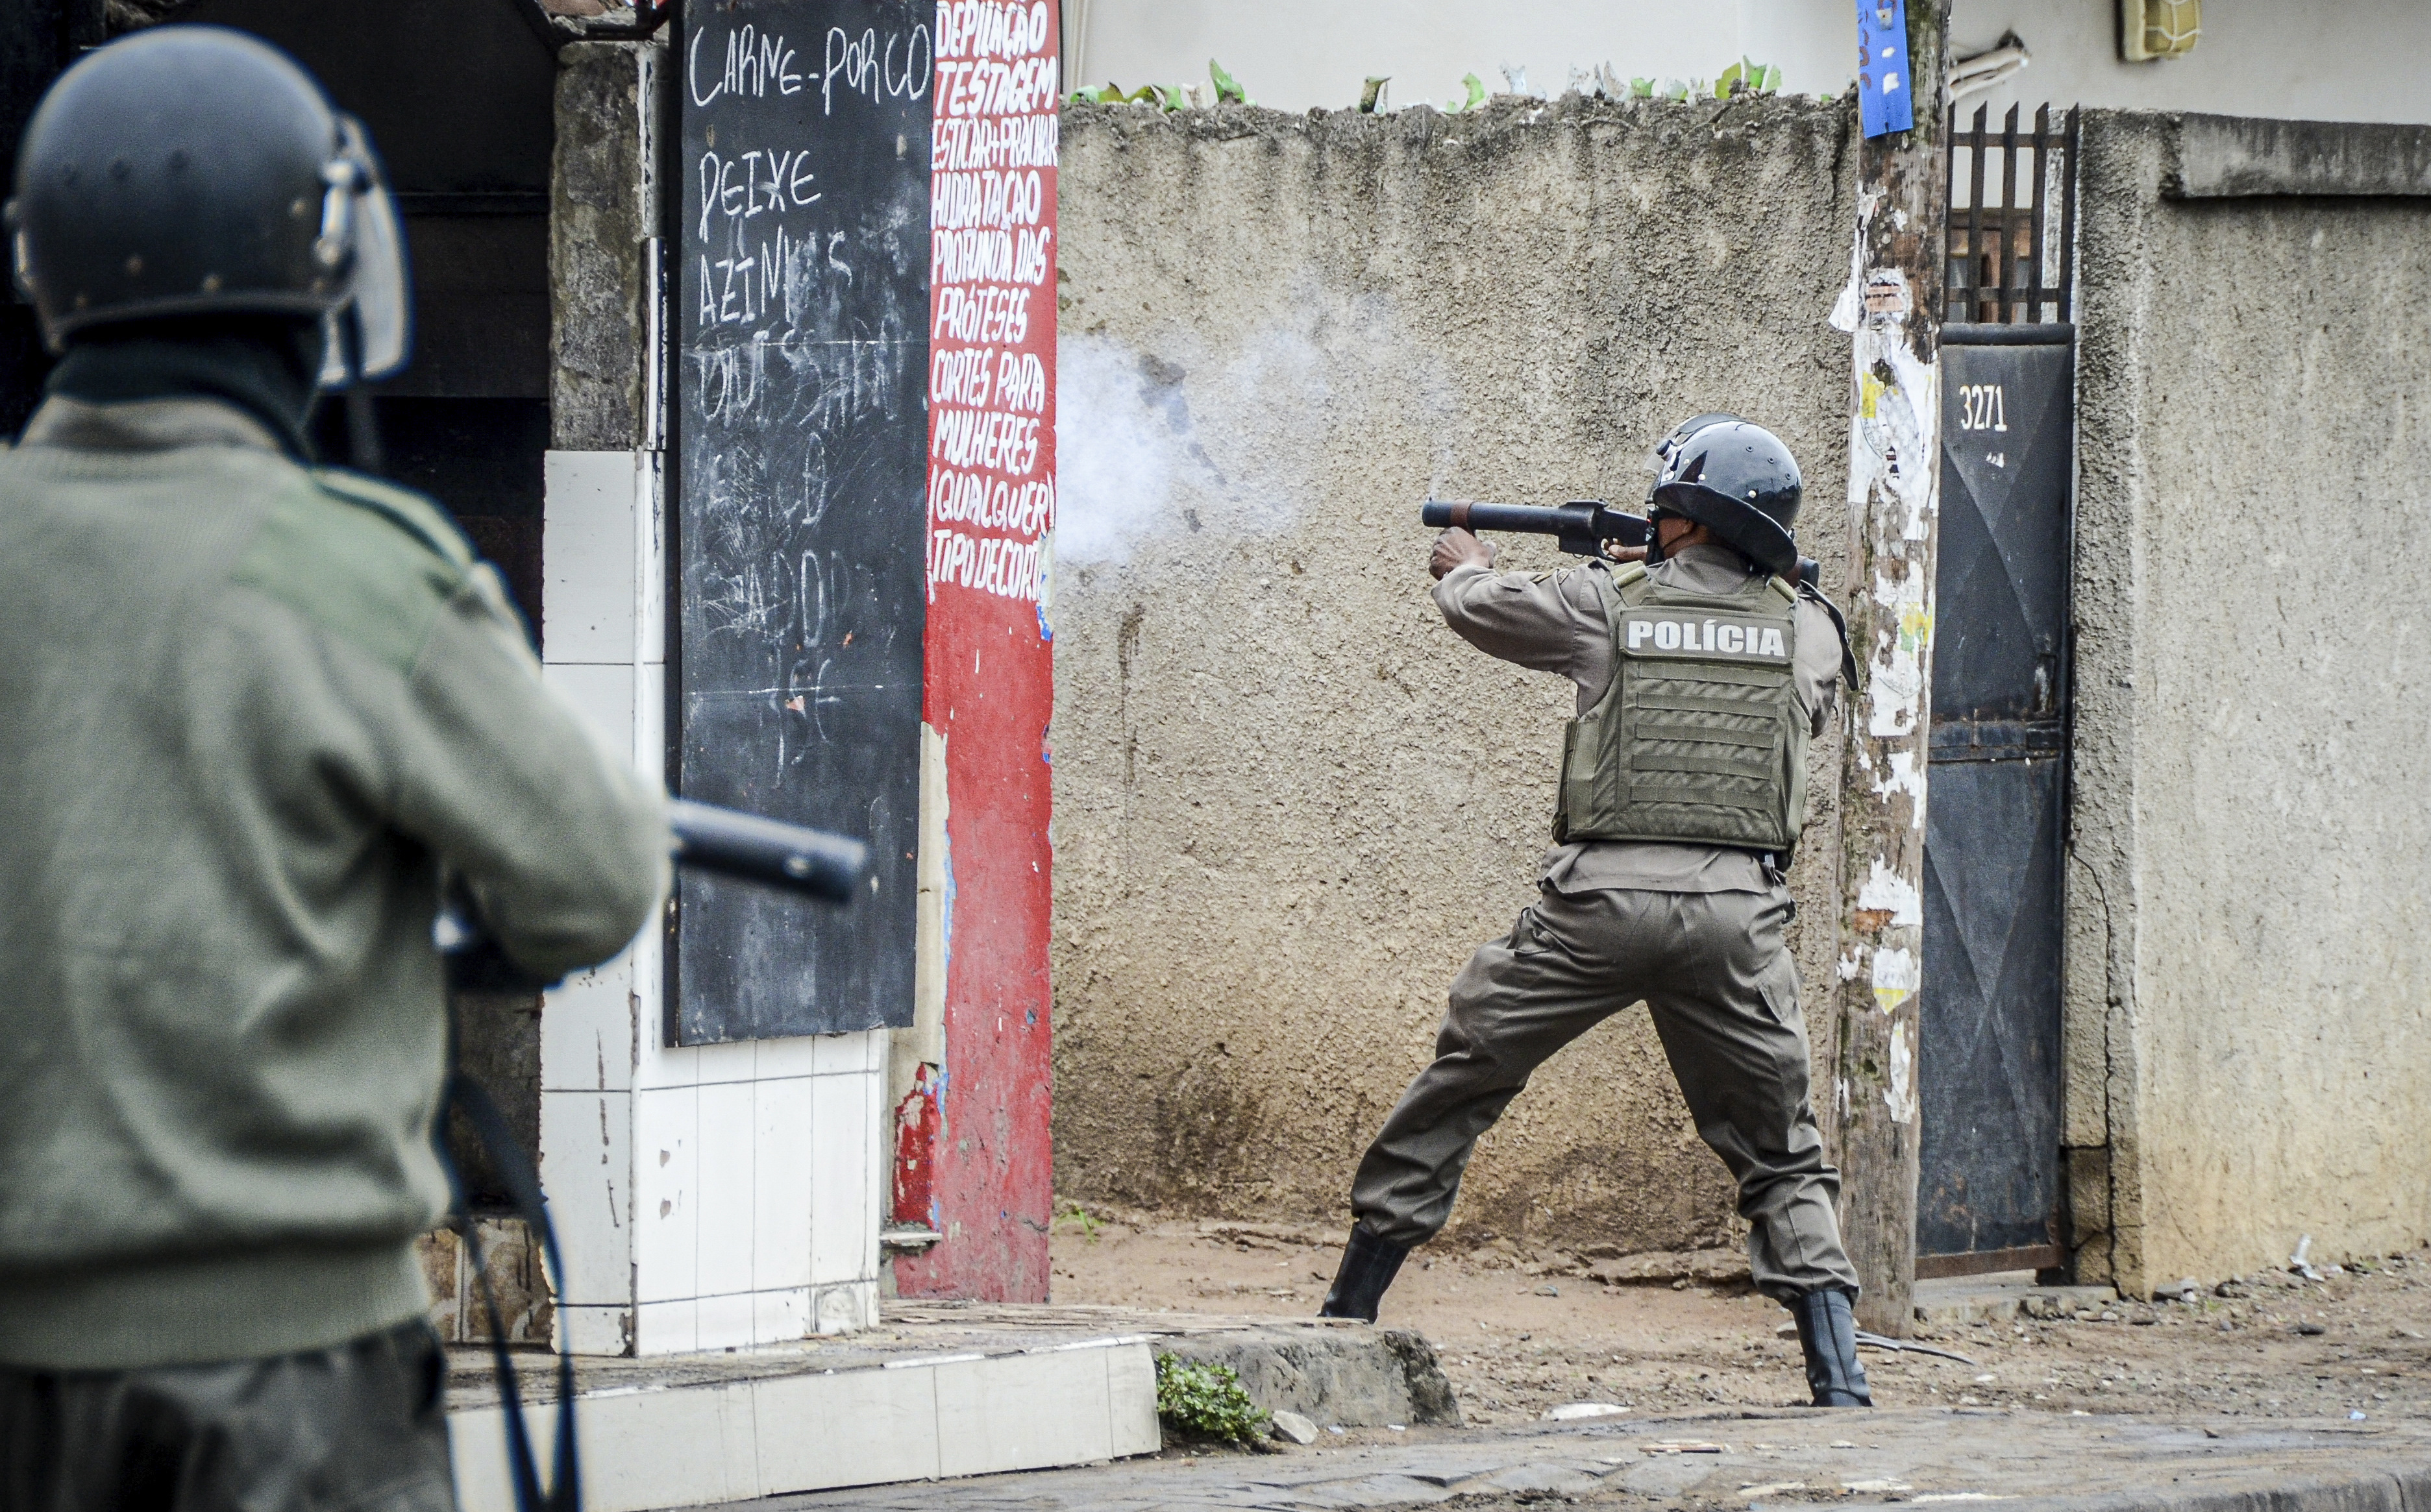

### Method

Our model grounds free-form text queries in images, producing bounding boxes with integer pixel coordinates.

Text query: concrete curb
[1982,1464,2431,1512]
[449,1334,1159,1512]
[1154,1324,1462,1428]
[759,1406,2431,1511]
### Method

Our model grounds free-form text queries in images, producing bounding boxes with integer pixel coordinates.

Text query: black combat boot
[1318,1226,1410,1323]
[1787,1287,1873,1406]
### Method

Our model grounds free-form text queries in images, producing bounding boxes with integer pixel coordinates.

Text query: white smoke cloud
[1054,334,1181,566]
[1054,326,1349,567]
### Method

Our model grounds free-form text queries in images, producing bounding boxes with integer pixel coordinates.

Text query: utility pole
[1830,0,1949,1338]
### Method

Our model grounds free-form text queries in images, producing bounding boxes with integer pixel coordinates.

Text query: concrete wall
[2067,111,2431,1293]
[1049,95,1857,1252]
[1070,0,1852,112]
[1073,0,2431,125]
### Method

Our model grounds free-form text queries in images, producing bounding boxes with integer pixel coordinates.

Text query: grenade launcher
[440,800,869,990]
[1420,498,1651,557]
[1420,497,1822,592]
[664,798,867,902]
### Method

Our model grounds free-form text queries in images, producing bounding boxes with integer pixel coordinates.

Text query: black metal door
[1916,326,2073,1276]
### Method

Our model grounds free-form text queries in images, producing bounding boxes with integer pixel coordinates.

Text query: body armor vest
[1554,562,1808,852]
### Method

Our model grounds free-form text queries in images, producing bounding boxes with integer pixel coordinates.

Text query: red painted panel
[895,0,1058,1302]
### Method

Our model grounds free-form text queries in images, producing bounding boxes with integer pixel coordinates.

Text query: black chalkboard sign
[674,0,932,1042]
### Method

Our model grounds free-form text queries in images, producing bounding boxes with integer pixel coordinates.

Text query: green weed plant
[1154,1354,1270,1443]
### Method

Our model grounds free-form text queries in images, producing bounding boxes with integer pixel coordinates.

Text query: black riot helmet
[6,26,409,387]
[1644,417,1803,576]
[1647,411,1746,476]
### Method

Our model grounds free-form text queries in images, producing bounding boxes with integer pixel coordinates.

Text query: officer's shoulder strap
[1608,561,1649,598]
[308,466,476,572]
[229,468,478,677]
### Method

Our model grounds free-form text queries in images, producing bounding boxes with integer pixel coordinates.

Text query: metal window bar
[1964,103,1988,321]
[2025,103,2051,317]
[2003,106,2022,323]
[2056,107,2080,324]
[1944,103,2079,324]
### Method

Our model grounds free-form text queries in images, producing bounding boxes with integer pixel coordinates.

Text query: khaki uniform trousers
[1350,883,1861,1299]
[0,1321,455,1512]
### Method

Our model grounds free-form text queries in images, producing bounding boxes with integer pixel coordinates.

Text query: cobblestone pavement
[750,1407,2431,1511]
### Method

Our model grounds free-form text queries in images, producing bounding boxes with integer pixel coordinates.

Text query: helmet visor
[323,116,411,385]
[347,177,410,380]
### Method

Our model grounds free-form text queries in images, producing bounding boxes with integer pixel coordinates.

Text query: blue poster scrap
[1856,0,1915,138]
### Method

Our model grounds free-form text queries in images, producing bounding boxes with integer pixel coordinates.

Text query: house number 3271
[1958,384,2008,432]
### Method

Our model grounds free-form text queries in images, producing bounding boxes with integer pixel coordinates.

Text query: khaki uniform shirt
[1431,542,1843,894]
[0,396,669,1369]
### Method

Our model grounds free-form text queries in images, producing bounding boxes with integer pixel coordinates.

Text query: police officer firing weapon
[1317,415,1873,1409]
[0,26,853,1506]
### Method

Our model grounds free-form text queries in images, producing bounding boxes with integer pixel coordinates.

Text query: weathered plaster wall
[551,39,657,454]
[2070,112,2431,1293]
[1050,95,1857,1251]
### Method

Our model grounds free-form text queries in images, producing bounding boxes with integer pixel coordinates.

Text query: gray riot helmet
[1645,416,1803,576]
[6,25,410,387]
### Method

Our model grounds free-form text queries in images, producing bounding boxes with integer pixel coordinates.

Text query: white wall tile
[752,1079,814,1292]
[631,1036,701,1091]
[809,1073,876,1287]
[752,1365,939,1492]
[543,450,637,665]
[556,1304,634,1358]
[630,944,701,1089]
[632,1086,698,1304]
[632,1297,698,1357]
[625,913,662,990]
[539,1090,631,1308]
[752,1034,822,1080]
[541,662,634,759]
[694,1081,756,1299]
[633,451,667,666]
[630,658,666,774]
[864,1063,890,1241]
[669,1036,754,1089]
[933,1350,1115,1480]
[752,1287,808,1346]
[695,1289,756,1353]
[813,1029,883,1078]
[541,953,634,1094]
[811,1281,875,1335]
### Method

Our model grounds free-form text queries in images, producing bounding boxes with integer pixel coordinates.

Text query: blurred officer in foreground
[1319,417,1873,1408]
[0,27,667,1506]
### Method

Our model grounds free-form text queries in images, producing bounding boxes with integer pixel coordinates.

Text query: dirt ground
[1049,1206,2431,1428]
